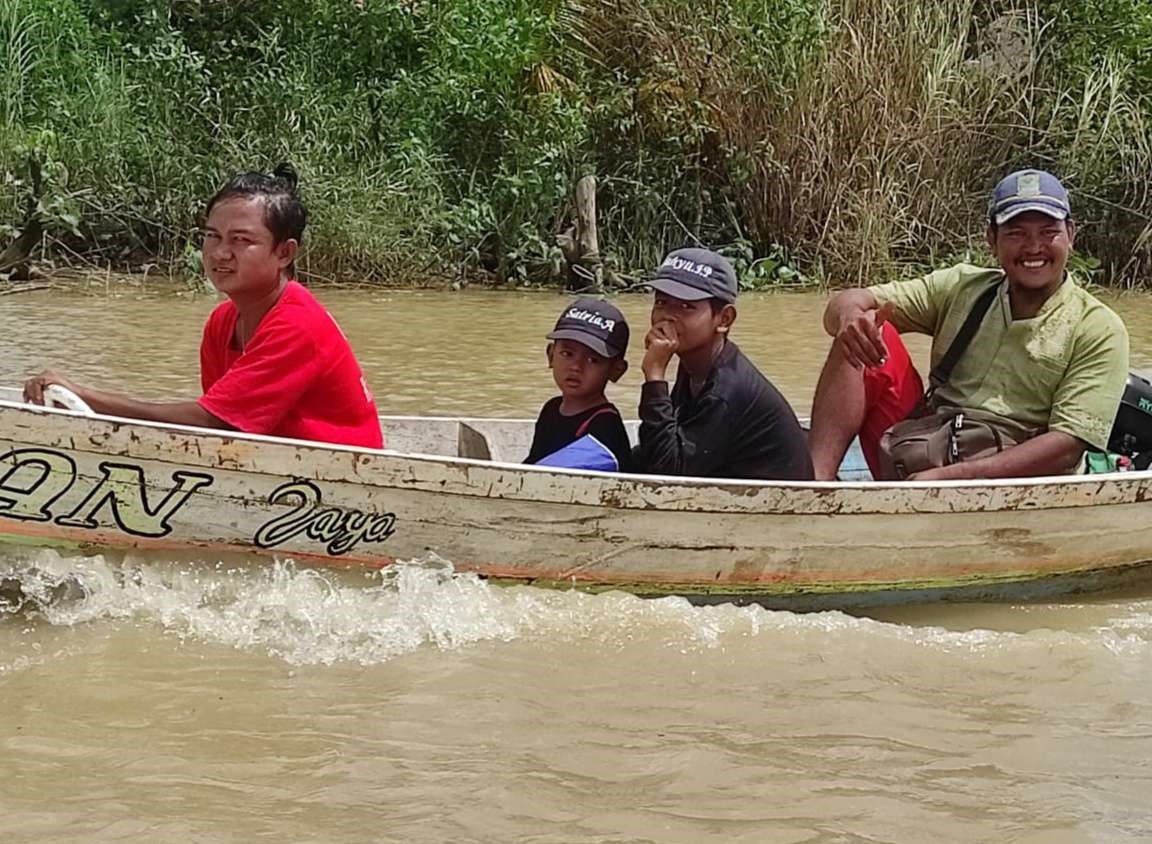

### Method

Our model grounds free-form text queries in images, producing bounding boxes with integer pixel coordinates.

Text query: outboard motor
[1108,372,1152,468]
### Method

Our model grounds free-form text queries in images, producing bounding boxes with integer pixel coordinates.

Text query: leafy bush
[2,0,1152,286]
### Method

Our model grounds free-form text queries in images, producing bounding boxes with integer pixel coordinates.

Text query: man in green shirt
[808,169,1129,481]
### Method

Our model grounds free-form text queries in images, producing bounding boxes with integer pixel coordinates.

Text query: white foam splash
[2,548,1149,666]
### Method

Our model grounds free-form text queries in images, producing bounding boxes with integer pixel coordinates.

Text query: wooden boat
[2,387,1151,610]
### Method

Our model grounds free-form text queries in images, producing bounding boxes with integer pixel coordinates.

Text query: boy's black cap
[648,248,738,304]
[547,298,630,358]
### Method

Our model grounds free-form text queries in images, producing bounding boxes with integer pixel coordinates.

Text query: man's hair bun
[272,162,299,191]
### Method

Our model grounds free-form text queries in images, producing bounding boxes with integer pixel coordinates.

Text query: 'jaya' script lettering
[254,480,396,556]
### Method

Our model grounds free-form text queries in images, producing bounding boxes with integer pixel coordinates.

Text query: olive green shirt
[868,264,1129,450]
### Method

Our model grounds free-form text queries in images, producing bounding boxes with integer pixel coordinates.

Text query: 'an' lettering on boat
[0,448,213,537]
[0,448,77,521]
[55,462,213,538]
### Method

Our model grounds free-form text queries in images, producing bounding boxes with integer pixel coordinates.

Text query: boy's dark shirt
[525,398,634,471]
[634,340,813,480]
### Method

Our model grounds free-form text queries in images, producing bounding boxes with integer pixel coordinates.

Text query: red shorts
[859,323,924,476]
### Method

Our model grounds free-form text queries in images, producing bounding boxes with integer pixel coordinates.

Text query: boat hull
[3,400,1151,610]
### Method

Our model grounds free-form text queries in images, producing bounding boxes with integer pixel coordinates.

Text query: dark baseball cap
[546,298,629,358]
[989,169,1071,225]
[648,248,738,304]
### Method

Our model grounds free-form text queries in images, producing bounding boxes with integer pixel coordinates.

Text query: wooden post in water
[559,175,603,292]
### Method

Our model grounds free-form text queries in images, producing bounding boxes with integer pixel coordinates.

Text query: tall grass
[724,0,1039,283]
[2,0,1152,286]
[0,0,37,129]
[1045,59,1152,285]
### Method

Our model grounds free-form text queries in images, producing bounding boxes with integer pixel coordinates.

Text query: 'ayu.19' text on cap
[546,297,630,358]
[648,248,738,304]
[989,169,1071,225]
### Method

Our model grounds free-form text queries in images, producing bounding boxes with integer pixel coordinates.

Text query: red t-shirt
[198,281,383,448]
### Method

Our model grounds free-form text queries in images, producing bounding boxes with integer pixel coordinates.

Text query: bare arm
[23,370,233,430]
[823,289,891,368]
[908,431,1085,481]
[823,288,878,334]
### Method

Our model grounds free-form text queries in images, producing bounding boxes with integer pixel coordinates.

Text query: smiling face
[548,338,624,404]
[988,211,1075,295]
[202,197,297,299]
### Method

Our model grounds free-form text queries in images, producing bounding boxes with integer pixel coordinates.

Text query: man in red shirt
[24,165,383,449]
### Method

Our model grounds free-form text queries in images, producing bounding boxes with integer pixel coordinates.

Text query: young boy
[634,247,813,480]
[525,298,634,471]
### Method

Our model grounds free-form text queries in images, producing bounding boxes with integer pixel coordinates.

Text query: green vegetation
[2,0,1152,287]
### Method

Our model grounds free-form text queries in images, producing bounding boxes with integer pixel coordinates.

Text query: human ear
[716,304,737,335]
[1065,220,1077,248]
[985,224,997,251]
[545,343,555,366]
[275,238,299,270]
[609,358,628,383]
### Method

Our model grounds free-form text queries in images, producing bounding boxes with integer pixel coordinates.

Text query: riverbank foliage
[2,0,1152,287]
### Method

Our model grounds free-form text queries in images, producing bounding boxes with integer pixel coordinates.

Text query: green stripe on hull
[503,560,1152,610]
[0,533,87,553]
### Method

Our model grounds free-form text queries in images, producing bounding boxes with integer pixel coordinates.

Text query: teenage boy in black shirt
[525,298,634,471]
[634,248,813,480]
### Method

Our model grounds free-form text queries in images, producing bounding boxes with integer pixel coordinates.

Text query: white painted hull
[2,397,1151,609]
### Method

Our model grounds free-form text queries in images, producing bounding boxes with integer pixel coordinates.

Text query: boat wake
[2,546,1150,667]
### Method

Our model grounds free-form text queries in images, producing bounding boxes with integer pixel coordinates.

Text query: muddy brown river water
[1,283,1150,842]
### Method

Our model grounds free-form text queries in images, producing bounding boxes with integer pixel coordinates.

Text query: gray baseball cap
[648,248,738,304]
[989,169,1071,225]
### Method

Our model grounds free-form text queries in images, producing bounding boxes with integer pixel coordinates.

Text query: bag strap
[574,406,619,439]
[924,280,1002,401]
